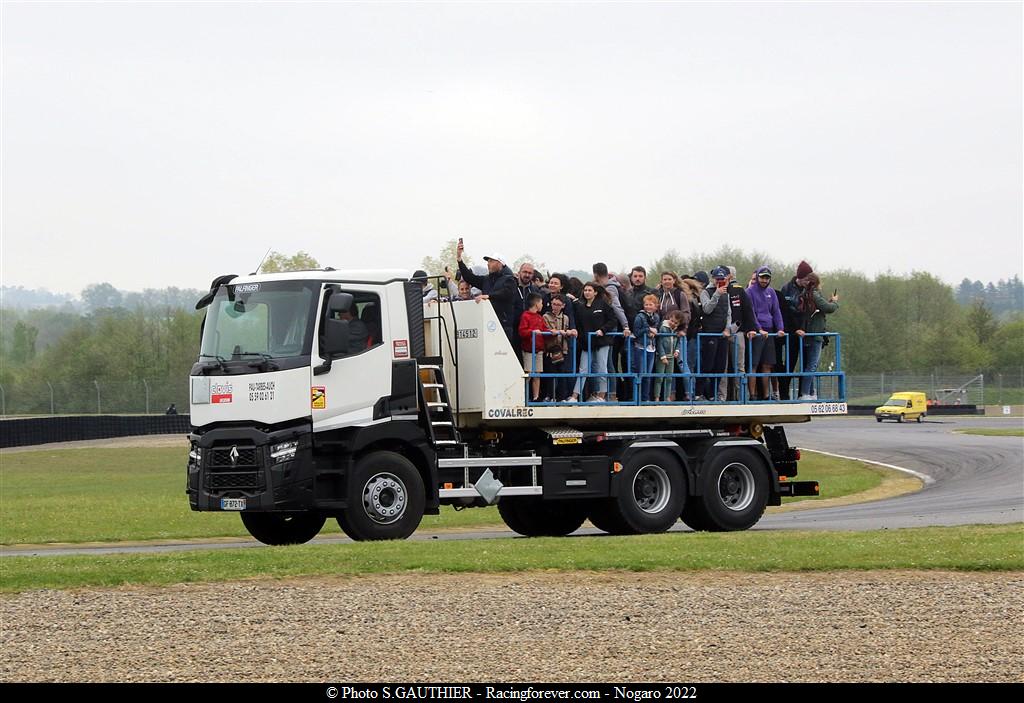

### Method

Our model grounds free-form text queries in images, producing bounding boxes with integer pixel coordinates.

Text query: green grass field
[954,428,1024,437]
[0,447,883,545]
[1,524,1019,592]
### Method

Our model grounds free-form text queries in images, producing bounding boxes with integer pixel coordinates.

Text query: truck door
[311,286,392,431]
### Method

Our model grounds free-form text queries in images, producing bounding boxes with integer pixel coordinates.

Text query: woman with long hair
[566,282,617,402]
[796,272,839,400]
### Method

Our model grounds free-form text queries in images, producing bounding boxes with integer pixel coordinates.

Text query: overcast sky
[2,1,1021,296]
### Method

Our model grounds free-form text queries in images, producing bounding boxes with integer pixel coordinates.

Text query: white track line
[802,448,936,485]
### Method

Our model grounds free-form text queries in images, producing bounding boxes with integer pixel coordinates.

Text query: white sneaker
[565,396,580,403]
[798,394,814,401]
[587,395,606,402]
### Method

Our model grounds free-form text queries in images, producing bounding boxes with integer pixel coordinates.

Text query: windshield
[200,281,319,362]
[884,399,910,407]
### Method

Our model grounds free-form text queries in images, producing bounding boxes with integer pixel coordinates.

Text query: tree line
[1,248,1021,414]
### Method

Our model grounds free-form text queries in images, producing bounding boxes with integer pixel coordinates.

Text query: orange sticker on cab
[311,386,326,409]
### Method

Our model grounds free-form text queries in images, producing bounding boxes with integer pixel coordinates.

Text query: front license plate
[220,498,246,511]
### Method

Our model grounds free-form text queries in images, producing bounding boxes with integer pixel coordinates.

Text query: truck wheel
[240,512,326,546]
[497,498,588,537]
[916,415,923,423]
[693,447,769,531]
[593,449,685,535]
[338,451,425,541]
[897,415,904,423]
[680,501,713,531]
[875,417,883,423]
[588,500,635,535]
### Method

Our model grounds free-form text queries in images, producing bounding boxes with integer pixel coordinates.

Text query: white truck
[187,269,846,544]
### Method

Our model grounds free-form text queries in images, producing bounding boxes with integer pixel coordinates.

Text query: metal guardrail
[525,330,845,405]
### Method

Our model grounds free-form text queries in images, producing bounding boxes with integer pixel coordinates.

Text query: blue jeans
[574,345,612,397]
[631,346,656,401]
[799,337,823,397]
[685,337,698,398]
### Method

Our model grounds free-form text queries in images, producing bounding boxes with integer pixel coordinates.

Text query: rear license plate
[220,498,246,511]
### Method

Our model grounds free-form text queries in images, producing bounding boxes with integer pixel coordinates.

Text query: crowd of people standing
[419,240,839,404]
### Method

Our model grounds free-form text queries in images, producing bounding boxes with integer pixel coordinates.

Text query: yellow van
[874,392,928,423]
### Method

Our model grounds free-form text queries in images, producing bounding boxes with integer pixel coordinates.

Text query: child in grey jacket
[652,310,685,402]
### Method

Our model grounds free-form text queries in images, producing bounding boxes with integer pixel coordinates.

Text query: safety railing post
[46,381,54,415]
[94,380,101,414]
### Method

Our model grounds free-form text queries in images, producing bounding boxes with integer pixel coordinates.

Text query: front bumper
[187,424,315,512]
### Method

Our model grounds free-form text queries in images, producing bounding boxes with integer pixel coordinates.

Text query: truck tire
[497,498,588,537]
[897,414,904,423]
[876,417,883,423]
[679,501,713,532]
[689,447,769,532]
[337,451,425,541]
[588,500,634,535]
[591,449,685,535]
[916,414,923,423]
[240,512,326,546]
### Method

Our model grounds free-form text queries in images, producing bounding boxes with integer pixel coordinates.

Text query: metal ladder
[418,358,461,447]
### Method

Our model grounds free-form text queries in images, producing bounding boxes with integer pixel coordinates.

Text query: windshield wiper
[198,354,229,373]
[232,351,279,371]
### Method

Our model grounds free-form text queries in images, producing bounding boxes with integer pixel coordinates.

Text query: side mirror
[322,318,350,357]
[314,291,355,376]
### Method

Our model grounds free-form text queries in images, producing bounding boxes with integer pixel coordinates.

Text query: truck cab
[187,269,841,545]
[874,392,927,423]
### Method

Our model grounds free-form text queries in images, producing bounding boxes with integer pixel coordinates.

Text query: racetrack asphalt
[3,415,1021,556]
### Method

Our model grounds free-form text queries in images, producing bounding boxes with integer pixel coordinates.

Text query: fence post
[46,381,54,415]
[143,379,150,415]
[880,371,885,404]
[0,384,5,417]
[94,380,101,414]
[998,373,1003,405]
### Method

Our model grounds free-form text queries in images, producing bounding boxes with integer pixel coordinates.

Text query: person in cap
[698,266,732,400]
[456,239,518,347]
[719,265,757,401]
[777,260,813,399]
[746,266,786,400]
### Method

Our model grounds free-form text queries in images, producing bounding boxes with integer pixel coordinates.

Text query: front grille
[210,447,258,467]
[209,472,263,490]
[205,445,263,493]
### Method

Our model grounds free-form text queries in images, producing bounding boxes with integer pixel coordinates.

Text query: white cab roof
[230,269,413,285]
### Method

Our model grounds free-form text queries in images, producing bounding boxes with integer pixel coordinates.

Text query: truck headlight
[189,446,202,462]
[270,440,298,463]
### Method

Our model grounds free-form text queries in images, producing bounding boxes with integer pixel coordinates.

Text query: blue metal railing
[525,330,845,406]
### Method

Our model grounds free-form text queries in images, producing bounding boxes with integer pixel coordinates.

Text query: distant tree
[989,317,1024,369]
[649,249,688,278]
[81,283,123,312]
[421,239,472,277]
[8,321,38,364]
[0,286,77,310]
[650,246,789,281]
[966,300,999,346]
[512,254,546,274]
[260,251,320,273]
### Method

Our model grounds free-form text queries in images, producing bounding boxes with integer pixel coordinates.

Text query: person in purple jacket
[746,266,786,400]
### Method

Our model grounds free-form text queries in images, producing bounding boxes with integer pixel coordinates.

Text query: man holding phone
[698,266,732,400]
[456,238,518,347]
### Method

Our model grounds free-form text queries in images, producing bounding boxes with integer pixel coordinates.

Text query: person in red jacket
[519,293,550,402]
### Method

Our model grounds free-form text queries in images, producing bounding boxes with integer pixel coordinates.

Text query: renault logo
[229,446,239,465]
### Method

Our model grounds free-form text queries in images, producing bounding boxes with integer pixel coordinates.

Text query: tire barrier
[0,415,192,448]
